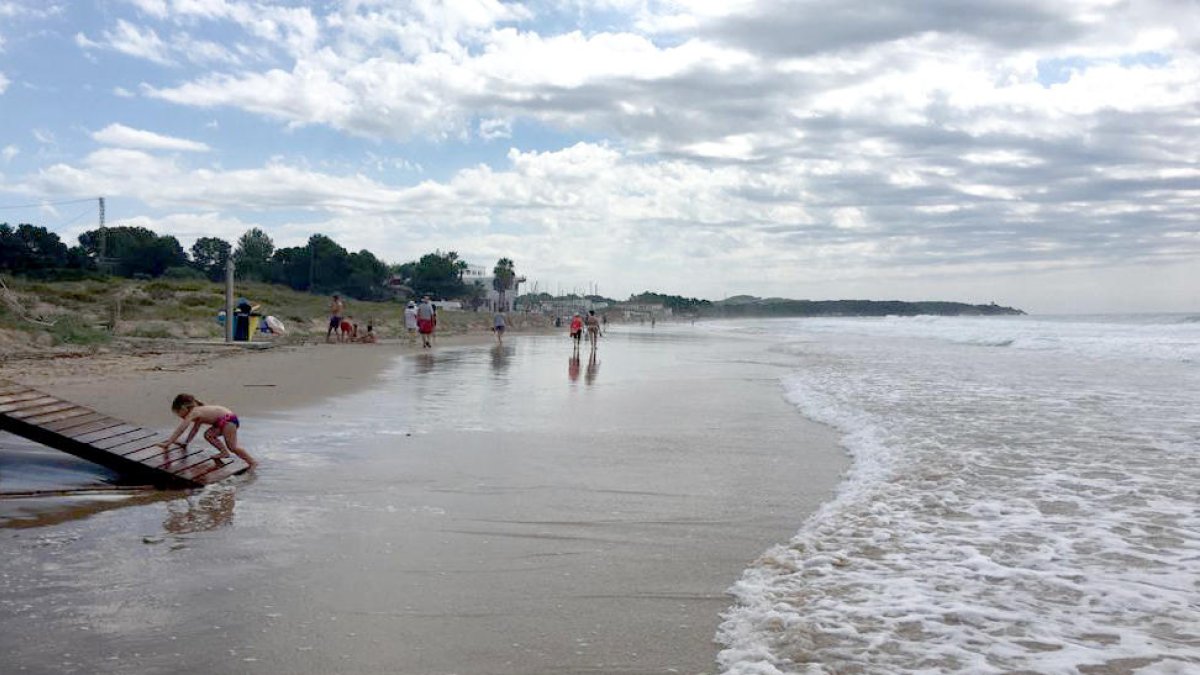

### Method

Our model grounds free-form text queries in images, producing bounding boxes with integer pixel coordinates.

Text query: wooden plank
[73,424,143,445]
[20,407,94,426]
[153,452,213,474]
[121,441,178,462]
[153,450,224,475]
[92,429,159,451]
[177,456,249,484]
[0,390,43,406]
[58,417,125,437]
[0,381,229,489]
[0,396,59,414]
[130,444,205,468]
[9,401,79,419]
[42,413,112,433]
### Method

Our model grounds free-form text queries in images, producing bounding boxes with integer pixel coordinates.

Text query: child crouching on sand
[157,393,257,467]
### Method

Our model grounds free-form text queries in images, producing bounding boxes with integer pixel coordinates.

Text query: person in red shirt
[569,313,583,350]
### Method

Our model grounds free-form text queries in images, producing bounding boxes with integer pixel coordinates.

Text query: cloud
[2,144,17,162]
[77,19,174,66]
[15,0,1200,312]
[91,123,210,152]
[478,117,512,140]
[0,71,8,94]
[21,140,1199,284]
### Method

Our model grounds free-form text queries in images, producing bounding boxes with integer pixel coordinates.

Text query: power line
[0,197,99,211]
[50,206,95,230]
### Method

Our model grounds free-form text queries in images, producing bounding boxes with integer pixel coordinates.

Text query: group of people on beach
[402,296,439,348]
[568,309,603,352]
[331,293,514,349]
[170,297,609,473]
[324,295,376,344]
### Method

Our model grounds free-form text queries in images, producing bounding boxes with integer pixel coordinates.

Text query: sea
[715,314,1200,674]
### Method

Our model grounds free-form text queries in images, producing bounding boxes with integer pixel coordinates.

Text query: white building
[463,264,524,311]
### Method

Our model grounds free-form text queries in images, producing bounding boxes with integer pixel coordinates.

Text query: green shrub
[47,315,111,346]
[163,266,205,281]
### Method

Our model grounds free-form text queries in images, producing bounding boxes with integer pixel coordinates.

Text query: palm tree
[493,257,515,310]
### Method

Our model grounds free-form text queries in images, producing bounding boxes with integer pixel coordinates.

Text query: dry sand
[1,334,499,427]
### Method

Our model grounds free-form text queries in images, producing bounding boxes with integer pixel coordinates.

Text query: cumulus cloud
[91,123,210,152]
[14,0,1199,311]
[23,140,1199,287]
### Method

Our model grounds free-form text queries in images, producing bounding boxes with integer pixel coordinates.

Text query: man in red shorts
[416,296,435,348]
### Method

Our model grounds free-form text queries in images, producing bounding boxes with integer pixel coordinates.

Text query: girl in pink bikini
[157,393,258,467]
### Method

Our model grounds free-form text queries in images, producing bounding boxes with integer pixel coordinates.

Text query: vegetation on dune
[0,276,515,349]
[2,222,516,307]
[0,222,530,348]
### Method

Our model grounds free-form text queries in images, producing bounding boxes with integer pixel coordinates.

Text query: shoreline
[1,331,521,427]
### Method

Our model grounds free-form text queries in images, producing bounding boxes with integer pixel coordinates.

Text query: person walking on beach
[327,295,345,343]
[416,296,435,348]
[585,310,602,350]
[157,393,257,467]
[493,309,507,344]
[569,312,583,351]
[404,301,418,343]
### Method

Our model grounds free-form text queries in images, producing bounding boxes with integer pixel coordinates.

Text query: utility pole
[97,197,106,259]
[225,256,235,343]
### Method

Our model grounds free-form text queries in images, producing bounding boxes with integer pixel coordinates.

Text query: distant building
[463,265,524,311]
[615,302,672,319]
[385,276,411,297]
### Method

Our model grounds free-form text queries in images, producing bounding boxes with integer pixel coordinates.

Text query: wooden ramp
[0,380,248,488]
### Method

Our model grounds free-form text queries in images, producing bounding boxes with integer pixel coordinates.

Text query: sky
[0,0,1197,313]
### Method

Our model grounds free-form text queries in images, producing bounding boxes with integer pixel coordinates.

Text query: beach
[0,325,847,674]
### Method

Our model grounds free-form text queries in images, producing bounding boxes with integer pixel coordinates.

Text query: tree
[268,245,312,290]
[77,225,187,277]
[190,237,231,281]
[233,228,274,282]
[463,280,488,311]
[306,234,351,293]
[343,249,390,301]
[0,223,69,272]
[493,257,515,310]
[406,250,468,300]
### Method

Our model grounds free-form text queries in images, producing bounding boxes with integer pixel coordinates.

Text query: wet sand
[0,326,847,674]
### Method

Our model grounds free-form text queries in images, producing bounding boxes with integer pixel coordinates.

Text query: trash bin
[233,312,250,341]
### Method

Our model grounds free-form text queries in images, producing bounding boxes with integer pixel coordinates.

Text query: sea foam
[717,316,1200,674]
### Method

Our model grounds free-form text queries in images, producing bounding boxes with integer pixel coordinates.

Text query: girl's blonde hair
[171,393,204,412]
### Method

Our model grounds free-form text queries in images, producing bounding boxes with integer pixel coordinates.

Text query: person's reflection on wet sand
[162,485,237,534]
[585,350,599,385]
[568,354,580,382]
[415,352,436,375]
[490,344,511,374]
